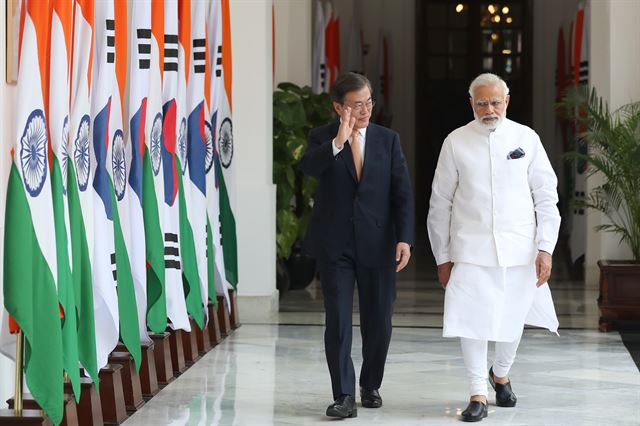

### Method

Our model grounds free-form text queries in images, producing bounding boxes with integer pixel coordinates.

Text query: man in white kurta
[427,73,561,422]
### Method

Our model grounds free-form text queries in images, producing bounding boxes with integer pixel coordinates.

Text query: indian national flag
[185,0,210,323]
[68,0,99,384]
[142,0,168,334]
[2,0,64,423]
[110,0,142,368]
[126,0,153,342]
[177,0,204,329]
[216,0,239,290]
[48,0,81,400]
[206,0,229,308]
[161,0,190,332]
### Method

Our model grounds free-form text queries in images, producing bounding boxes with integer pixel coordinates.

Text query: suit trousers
[319,228,396,399]
[460,331,523,397]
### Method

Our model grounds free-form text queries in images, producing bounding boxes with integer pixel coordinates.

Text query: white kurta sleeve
[427,137,459,265]
[528,135,561,254]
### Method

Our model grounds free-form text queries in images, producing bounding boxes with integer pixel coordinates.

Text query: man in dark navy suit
[301,72,414,419]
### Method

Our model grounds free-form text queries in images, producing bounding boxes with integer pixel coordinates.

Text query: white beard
[474,111,505,130]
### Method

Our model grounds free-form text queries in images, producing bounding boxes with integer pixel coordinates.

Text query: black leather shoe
[326,394,357,418]
[460,401,488,422]
[489,367,517,407]
[360,388,382,408]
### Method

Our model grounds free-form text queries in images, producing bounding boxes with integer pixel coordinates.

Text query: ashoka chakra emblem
[74,115,91,192]
[204,120,214,174]
[151,113,163,176]
[112,129,126,201]
[178,117,187,174]
[218,118,233,169]
[61,116,69,195]
[20,109,48,197]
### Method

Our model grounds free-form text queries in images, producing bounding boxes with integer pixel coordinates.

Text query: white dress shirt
[427,118,561,267]
[332,127,367,160]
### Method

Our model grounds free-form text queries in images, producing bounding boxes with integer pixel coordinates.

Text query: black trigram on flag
[320,63,326,87]
[164,232,181,270]
[215,44,222,78]
[106,19,115,64]
[110,253,117,281]
[193,38,206,74]
[164,34,178,72]
[137,28,151,70]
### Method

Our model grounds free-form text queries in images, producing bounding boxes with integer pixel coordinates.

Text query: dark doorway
[414,0,533,273]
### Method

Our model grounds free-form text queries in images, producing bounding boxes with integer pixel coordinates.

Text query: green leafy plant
[560,86,640,261]
[273,82,335,259]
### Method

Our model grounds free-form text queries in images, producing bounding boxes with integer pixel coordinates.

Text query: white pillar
[231,0,278,321]
[587,0,640,284]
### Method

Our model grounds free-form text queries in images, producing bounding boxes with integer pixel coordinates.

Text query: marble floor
[124,247,639,425]
[124,325,640,425]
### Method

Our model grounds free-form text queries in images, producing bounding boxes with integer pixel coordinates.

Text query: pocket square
[507,147,525,160]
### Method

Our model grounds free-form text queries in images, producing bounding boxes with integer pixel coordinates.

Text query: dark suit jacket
[300,121,415,268]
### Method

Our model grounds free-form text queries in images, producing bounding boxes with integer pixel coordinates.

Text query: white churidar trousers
[460,333,522,397]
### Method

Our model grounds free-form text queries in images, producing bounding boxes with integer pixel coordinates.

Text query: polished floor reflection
[123,325,639,425]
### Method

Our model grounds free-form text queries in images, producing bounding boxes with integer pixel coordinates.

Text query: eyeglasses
[474,99,505,109]
[343,100,375,113]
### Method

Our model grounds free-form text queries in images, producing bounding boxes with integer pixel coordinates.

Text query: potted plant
[560,87,640,331]
[273,82,335,291]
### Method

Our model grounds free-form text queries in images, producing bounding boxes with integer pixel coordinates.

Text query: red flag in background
[324,1,340,90]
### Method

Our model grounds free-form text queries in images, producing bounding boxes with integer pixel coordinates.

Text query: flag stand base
[167,329,187,375]
[7,393,77,426]
[98,364,128,424]
[65,378,103,425]
[195,315,213,354]
[150,332,174,386]
[207,301,222,346]
[229,289,241,329]
[138,342,160,399]
[109,352,145,412]
[216,295,232,337]
[0,409,53,425]
[182,320,201,365]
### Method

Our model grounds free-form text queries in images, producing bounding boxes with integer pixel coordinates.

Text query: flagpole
[14,330,24,416]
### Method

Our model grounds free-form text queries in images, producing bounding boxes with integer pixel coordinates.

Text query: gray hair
[468,73,510,99]
[330,72,373,104]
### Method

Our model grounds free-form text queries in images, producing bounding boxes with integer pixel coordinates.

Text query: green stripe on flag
[4,164,64,425]
[110,182,142,371]
[67,163,99,387]
[52,156,81,402]
[176,158,204,329]
[217,160,238,288]
[206,218,217,305]
[142,148,167,332]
